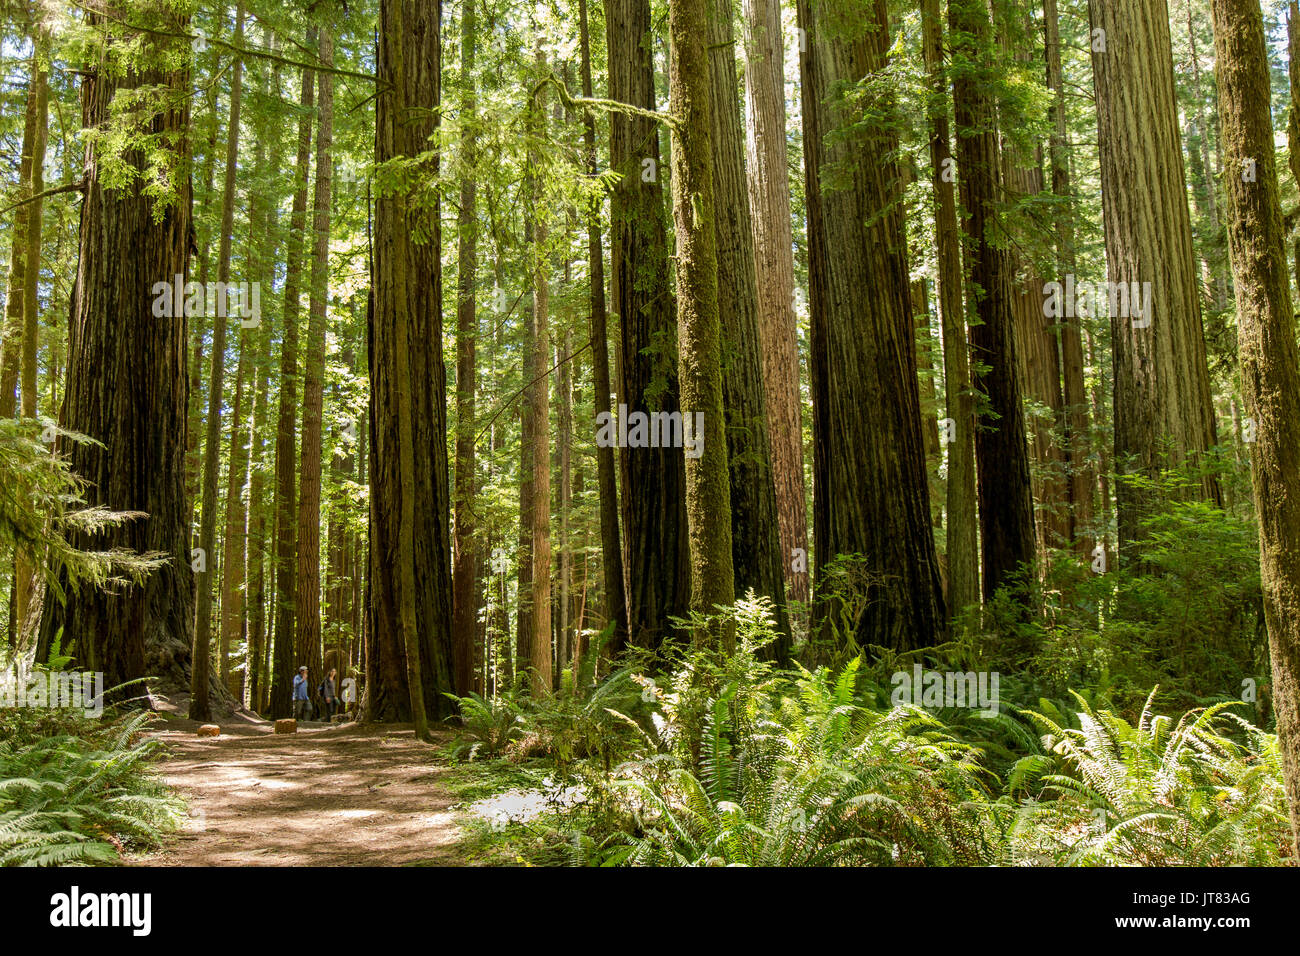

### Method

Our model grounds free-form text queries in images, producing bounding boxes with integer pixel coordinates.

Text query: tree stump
[196,724,220,737]
[274,718,297,734]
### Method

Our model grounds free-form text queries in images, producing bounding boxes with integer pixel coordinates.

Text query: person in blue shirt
[292,665,310,720]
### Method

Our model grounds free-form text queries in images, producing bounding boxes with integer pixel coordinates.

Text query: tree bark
[1044,0,1094,561]
[269,42,315,719]
[37,1,195,701]
[950,0,1036,606]
[0,44,43,419]
[799,0,946,652]
[191,1,247,721]
[529,42,553,693]
[706,0,789,657]
[367,0,455,729]
[295,24,334,710]
[578,0,628,651]
[1088,0,1221,555]
[10,34,49,642]
[922,0,979,617]
[669,0,734,647]
[451,0,481,698]
[742,0,808,609]
[1210,0,1300,858]
[607,0,690,651]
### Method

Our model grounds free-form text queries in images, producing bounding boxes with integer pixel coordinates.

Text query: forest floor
[136,715,470,866]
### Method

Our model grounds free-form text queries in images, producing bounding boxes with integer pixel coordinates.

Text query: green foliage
[0,709,184,866]
[460,596,1291,868]
[0,419,167,642]
[443,689,526,761]
[1003,691,1291,866]
[963,477,1265,715]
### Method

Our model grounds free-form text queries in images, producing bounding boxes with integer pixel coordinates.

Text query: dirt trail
[139,719,468,866]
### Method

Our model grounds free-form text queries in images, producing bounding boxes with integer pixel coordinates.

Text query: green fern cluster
[0,709,183,866]
[0,418,167,626]
[1001,690,1291,866]
[600,656,1002,866]
[442,689,526,761]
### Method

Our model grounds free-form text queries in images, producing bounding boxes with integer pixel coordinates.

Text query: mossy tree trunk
[1210,0,1300,860]
[668,0,734,647]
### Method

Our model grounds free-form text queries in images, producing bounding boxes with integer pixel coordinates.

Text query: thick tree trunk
[950,0,1036,607]
[742,0,808,609]
[191,2,247,721]
[607,0,690,651]
[706,0,789,657]
[295,25,334,710]
[367,0,455,728]
[800,0,946,652]
[1210,0,1300,858]
[1088,0,1220,555]
[245,62,281,710]
[669,0,734,647]
[37,3,195,700]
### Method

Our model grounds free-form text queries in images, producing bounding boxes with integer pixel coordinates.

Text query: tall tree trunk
[367,0,455,730]
[706,0,789,657]
[244,65,280,709]
[669,0,734,647]
[1044,0,1094,560]
[607,0,690,651]
[1088,0,1221,556]
[529,43,553,694]
[295,24,334,710]
[517,280,535,677]
[191,1,247,721]
[451,0,481,698]
[37,3,195,700]
[11,35,49,642]
[1287,2,1300,301]
[220,297,251,697]
[950,0,1036,607]
[1187,2,1229,314]
[742,0,809,609]
[1210,0,1300,858]
[187,48,220,510]
[0,42,46,418]
[578,0,628,649]
[800,0,946,652]
[270,42,315,719]
[922,0,979,616]
[558,327,573,683]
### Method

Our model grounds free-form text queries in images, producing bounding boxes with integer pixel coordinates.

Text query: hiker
[292,665,310,721]
[320,668,338,722]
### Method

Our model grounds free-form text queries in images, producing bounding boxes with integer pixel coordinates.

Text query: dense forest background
[4,0,1300,867]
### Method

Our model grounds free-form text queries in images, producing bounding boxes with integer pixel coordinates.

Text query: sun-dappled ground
[136,719,470,866]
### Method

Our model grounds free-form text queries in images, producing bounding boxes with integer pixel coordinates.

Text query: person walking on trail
[293,666,310,721]
[319,668,338,722]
